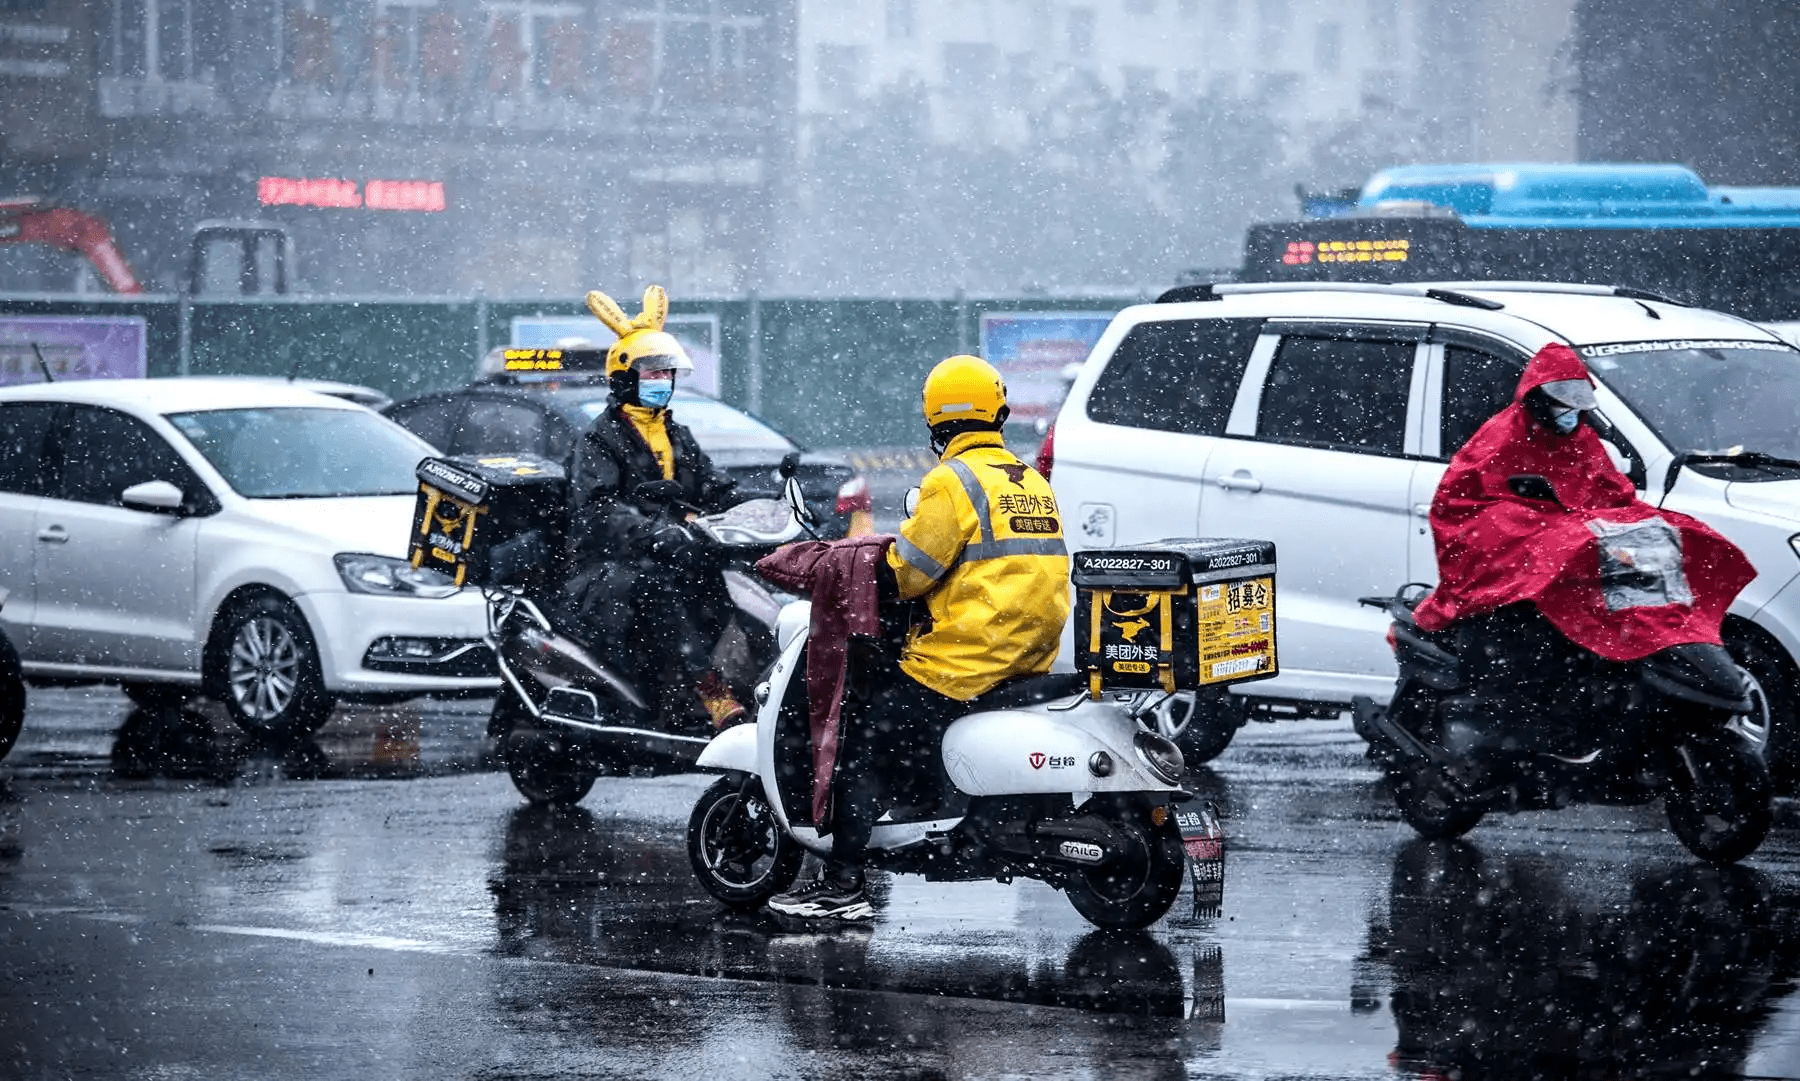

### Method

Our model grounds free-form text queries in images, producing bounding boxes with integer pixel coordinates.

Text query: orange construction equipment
[0,196,144,294]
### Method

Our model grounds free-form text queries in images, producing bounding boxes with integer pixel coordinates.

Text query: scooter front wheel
[1062,807,1187,930]
[688,775,804,909]
[1665,734,1772,864]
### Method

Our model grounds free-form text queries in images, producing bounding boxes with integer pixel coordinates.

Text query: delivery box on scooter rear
[407,455,568,587]
[1072,539,1278,695]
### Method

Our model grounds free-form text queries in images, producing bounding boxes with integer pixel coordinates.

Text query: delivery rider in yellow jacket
[768,355,1069,922]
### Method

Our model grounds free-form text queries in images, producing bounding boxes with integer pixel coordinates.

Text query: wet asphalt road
[2,689,1799,1080]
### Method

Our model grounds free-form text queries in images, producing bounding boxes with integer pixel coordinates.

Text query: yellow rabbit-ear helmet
[606,330,694,378]
[922,354,1007,427]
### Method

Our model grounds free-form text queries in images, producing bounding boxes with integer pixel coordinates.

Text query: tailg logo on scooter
[1058,840,1105,863]
[1029,752,1075,770]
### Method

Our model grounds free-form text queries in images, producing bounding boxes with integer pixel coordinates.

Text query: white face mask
[637,377,675,409]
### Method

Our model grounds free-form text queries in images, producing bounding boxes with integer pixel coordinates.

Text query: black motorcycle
[1352,583,1773,864]
[486,468,811,807]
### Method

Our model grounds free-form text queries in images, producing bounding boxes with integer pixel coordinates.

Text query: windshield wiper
[1659,450,1800,506]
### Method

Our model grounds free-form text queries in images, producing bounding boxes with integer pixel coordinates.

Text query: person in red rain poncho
[1411,342,1755,753]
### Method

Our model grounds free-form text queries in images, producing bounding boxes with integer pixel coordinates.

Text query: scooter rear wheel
[504,730,599,806]
[1665,734,1772,864]
[1062,809,1187,930]
[688,775,804,909]
[1391,769,1485,840]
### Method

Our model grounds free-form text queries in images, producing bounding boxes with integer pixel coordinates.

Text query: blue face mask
[637,377,674,409]
[1551,408,1581,435]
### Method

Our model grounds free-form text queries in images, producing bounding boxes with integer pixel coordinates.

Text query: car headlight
[334,553,459,599]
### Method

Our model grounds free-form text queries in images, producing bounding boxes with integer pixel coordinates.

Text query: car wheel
[1724,633,1795,785]
[210,593,334,739]
[0,628,24,762]
[121,682,199,710]
[1154,691,1247,766]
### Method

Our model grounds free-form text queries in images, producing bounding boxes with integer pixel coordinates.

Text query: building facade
[1,0,795,296]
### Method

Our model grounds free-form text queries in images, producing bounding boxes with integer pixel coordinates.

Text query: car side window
[50,405,204,508]
[1085,318,1262,435]
[455,399,546,456]
[1441,345,1527,457]
[385,397,465,451]
[0,402,59,495]
[1257,336,1414,455]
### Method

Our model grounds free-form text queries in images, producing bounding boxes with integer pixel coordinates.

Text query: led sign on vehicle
[500,347,605,374]
[257,177,447,212]
[1281,238,1410,265]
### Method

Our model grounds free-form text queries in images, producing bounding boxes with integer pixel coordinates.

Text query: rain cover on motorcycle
[1072,539,1278,697]
[407,455,568,587]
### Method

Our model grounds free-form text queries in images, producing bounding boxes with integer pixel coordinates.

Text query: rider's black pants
[1452,602,1589,750]
[826,673,964,888]
[566,558,730,682]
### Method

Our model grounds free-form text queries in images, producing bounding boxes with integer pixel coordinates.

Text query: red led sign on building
[258,177,446,212]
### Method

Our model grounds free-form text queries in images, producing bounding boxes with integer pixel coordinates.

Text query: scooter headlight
[1133,730,1184,785]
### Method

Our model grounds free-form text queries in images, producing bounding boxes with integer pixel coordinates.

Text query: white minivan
[1047,281,1800,775]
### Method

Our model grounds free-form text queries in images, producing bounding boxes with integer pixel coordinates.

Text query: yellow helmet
[584,285,694,378]
[922,354,1007,428]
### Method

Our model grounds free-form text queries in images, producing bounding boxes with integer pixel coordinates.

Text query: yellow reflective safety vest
[885,430,1070,701]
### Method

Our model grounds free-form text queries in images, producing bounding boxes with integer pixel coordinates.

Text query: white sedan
[0,377,496,737]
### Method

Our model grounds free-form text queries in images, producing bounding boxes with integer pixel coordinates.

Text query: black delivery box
[408,455,567,588]
[1072,539,1278,695]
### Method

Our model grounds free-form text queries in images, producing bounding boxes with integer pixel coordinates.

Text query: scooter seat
[967,672,1087,712]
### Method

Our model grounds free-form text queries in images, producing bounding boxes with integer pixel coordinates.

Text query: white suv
[0,378,497,737]
[1048,282,1800,775]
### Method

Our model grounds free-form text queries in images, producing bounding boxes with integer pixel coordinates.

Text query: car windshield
[167,407,426,498]
[561,390,796,453]
[1581,341,1800,470]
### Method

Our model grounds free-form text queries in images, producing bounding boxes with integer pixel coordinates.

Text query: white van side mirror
[903,486,921,519]
[121,480,185,514]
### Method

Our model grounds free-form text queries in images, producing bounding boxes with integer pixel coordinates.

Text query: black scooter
[486,466,810,806]
[1351,479,1773,863]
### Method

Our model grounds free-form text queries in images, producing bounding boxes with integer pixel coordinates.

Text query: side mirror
[1506,474,1561,505]
[778,451,800,480]
[121,480,185,514]
[782,474,815,527]
[902,486,921,518]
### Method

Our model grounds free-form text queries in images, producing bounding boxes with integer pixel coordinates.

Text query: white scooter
[683,495,1219,929]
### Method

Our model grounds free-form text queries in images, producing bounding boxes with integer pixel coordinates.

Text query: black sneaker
[767,878,874,921]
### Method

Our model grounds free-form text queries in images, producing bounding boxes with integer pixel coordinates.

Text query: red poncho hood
[1411,343,1754,659]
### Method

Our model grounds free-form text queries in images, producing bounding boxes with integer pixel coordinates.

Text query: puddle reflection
[490,802,1226,1029]
[1364,838,1800,1079]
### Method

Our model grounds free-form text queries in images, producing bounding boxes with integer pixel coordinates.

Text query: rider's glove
[647,519,705,569]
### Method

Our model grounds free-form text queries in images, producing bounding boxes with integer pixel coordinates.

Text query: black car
[383,373,870,538]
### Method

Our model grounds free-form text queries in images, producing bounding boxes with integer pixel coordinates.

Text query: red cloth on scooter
[755,534,896,824]
[1412,342,1755,660]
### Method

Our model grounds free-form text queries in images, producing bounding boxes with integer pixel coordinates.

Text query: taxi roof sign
[500,346,607,374]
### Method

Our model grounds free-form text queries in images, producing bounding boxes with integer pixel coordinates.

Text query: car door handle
[1411,503,1431,517]
[1215,473,1263,493]
[37,525,69,543]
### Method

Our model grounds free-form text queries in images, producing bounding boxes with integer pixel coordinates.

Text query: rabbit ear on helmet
[585,290,634,339]
[632,284,668,332]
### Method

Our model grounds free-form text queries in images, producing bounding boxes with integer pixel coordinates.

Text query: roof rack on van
[1153,280,1503,310]
[1420,280,1691,307]
[1154,279,1690,310]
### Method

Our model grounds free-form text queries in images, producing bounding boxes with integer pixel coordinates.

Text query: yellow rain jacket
[886,430,1070,700]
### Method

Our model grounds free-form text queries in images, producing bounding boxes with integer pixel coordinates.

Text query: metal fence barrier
[1,293,1141,449]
